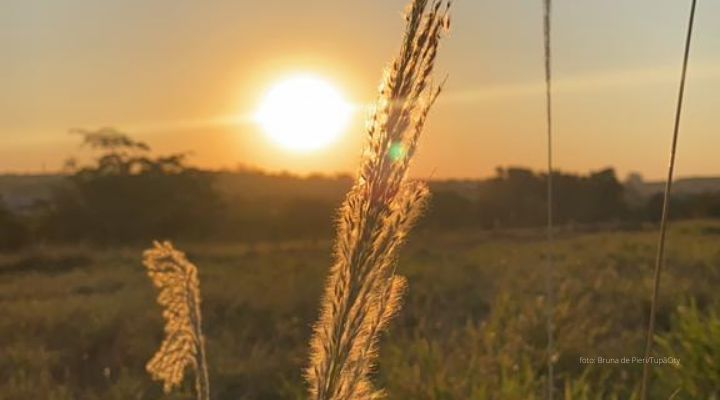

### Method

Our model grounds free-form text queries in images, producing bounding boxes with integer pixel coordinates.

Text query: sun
[254,74,353,151]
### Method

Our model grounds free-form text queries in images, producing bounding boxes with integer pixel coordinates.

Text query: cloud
[441,60,720,104]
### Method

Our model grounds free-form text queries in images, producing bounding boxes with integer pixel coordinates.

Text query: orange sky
[2,0,719,180]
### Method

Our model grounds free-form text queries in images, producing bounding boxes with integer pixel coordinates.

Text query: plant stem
[542,1,555,400]
[195,334,210,400]
[640,1,697,399]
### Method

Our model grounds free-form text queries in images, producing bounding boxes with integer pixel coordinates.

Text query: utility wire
[542,1,554,400]
[640,1,698,399]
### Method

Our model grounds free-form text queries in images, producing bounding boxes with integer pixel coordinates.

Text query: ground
[1,221,719,400]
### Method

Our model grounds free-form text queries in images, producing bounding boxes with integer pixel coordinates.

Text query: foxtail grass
[306,1,450,400]
[143,241,210,400]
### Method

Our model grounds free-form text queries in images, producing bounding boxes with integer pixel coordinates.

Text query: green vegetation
[7,160,720,248]
[656,300,720,398]
[6,133,720,249]
[1,221,718,400]
[42,128,223,245]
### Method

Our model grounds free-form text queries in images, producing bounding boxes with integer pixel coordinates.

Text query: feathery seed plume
[143,241,210,400]
[306,2,450,400]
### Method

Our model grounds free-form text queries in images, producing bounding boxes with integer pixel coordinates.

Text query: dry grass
[143,241,210,400]
[306,1,450,400]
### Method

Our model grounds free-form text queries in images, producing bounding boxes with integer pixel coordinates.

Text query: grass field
[1,221,719,400]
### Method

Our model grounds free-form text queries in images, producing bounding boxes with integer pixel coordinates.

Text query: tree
[43,128,224,244]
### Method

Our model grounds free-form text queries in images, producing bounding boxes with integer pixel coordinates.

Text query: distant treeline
[2,130,720,249]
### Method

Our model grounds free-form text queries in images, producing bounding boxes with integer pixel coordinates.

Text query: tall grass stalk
[143,241,210,400]
[640,1,697,399]
[542,1,555,400]
[306,1,450,400]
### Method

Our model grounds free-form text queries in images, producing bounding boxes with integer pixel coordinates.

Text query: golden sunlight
[254,74,352,151]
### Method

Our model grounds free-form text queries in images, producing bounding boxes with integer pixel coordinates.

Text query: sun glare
[254,75,352,151]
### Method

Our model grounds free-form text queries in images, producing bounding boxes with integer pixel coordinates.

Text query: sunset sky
[2,0,719,180]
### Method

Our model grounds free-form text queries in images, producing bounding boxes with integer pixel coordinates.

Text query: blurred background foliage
[1,131,719,399]
[4,130,720,250]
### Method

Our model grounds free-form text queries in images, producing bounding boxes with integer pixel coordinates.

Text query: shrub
[656,300,720,399]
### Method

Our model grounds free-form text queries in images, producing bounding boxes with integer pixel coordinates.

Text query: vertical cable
[640,1,697,399]
[542,1,555,400]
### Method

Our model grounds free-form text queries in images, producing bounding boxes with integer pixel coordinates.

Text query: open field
[1,221,719,400]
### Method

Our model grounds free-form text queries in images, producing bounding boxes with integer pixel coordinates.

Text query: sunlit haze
[2,0,720,179]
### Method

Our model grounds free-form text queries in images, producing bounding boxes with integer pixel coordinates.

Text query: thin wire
[542,1,554,400]
[640,1,697,399]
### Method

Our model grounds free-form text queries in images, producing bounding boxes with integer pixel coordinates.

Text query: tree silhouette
[43,129,223,244]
